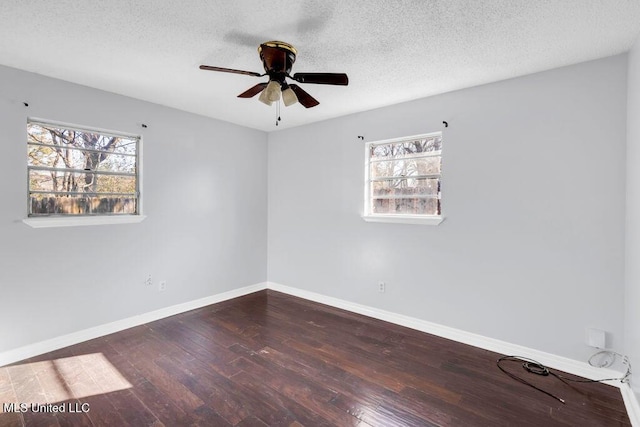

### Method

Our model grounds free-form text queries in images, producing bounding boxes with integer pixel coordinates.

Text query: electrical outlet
[586,328,606,348]
[378,281,385,293]
[145,274,152,286]
[159,281,166,292]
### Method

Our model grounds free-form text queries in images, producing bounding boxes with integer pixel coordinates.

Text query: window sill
[362,214,444,225]
[23,215,147,228]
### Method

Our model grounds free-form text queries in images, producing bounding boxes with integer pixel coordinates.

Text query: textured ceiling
[1,1,639,132]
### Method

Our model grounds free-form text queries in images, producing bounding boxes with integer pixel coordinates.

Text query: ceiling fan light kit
[264,80,282,102]
[258,89,272,106]
[282,86,298,106]
[200,40,348,123]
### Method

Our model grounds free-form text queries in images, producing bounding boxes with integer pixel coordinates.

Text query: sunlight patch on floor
[0,352,132,410]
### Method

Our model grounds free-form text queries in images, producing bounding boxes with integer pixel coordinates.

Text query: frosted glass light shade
[282,87,298,106]
[265,80,282,102]
[258,88,272,106]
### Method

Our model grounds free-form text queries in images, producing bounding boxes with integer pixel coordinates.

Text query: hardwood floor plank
[0,368,12,390]
[0,413,23,427]
[282,336,407,393]
[230,370,332,427]
[153,354,244,425]
[365,398,444,427]
[92,389,160,427]
[328,393,415,427]
[235,415,270,427]
[259,343,388,408]
[106,333,206,417]
[394,386,509,427]
[190,404,232,427]
[79,393,133,427]
[0,382,23,427]
[229,354,367,426]
[88,337,197,426]
[150,319,242,378]
[2,290,631,426]
[7,364,47,405]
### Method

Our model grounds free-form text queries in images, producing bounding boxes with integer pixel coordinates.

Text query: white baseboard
[267,281,639,425]
[267,282,624,383]
[0,282,266,367]
[2,280,637,425]
[621,384,640,427]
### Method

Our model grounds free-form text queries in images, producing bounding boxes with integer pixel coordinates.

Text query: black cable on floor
[497,356,566,403]
[496,354,631,404]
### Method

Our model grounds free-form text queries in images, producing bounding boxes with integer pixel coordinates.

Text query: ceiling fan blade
[292,72,348,85]
[289,84,320,108]
[237,83,267,98]
[199,65,262,77]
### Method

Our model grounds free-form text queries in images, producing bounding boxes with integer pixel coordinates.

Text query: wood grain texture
[0,290,631,426]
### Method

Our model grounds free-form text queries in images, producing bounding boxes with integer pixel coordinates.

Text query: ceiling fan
[199,41,348,108]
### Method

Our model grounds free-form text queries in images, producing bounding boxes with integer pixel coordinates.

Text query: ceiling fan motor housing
[258,41,297,83]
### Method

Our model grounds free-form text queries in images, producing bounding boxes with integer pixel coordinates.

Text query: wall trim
[1,280,637,425]
[266,282,623,383]
[621,384,640,427]
[266,281,639,426]
[0,282,266,367]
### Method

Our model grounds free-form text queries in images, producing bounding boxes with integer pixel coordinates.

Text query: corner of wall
[626,34,640,405]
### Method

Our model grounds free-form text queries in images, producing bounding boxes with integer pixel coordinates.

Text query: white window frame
[22,118,146,228]
[363,132,444,225]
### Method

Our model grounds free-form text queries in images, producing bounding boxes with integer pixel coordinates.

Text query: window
[26,119,141,222]
[363,132,444,225]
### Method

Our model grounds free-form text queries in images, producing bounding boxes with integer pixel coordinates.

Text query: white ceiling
[1,1,639,132]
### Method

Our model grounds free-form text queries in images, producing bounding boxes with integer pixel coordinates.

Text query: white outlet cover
[586,328,606,348]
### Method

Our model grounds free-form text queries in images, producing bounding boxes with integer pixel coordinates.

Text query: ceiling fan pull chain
[276,100,282,126]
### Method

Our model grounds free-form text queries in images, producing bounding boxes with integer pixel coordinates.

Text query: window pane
[371,178,439,197]
[370,135,442,160]
[370,156,441,178]
[27,121,140,217]
[366,132,443,218]
[29,170,56,192]
[27,123,137,157]
[371,198,440,215]
[29,194,137,215]
[28,145,135,173]
[29,170,136,194]
[94,154,136,173]
[27,144,58,167]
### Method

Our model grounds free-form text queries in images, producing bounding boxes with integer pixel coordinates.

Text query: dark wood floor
[0,290,631,426]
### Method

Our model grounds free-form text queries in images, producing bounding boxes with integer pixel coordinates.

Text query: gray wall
[268,55,628,362]
[626,36,640,394]
[1,53,631,369]
[0,65,268,353]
